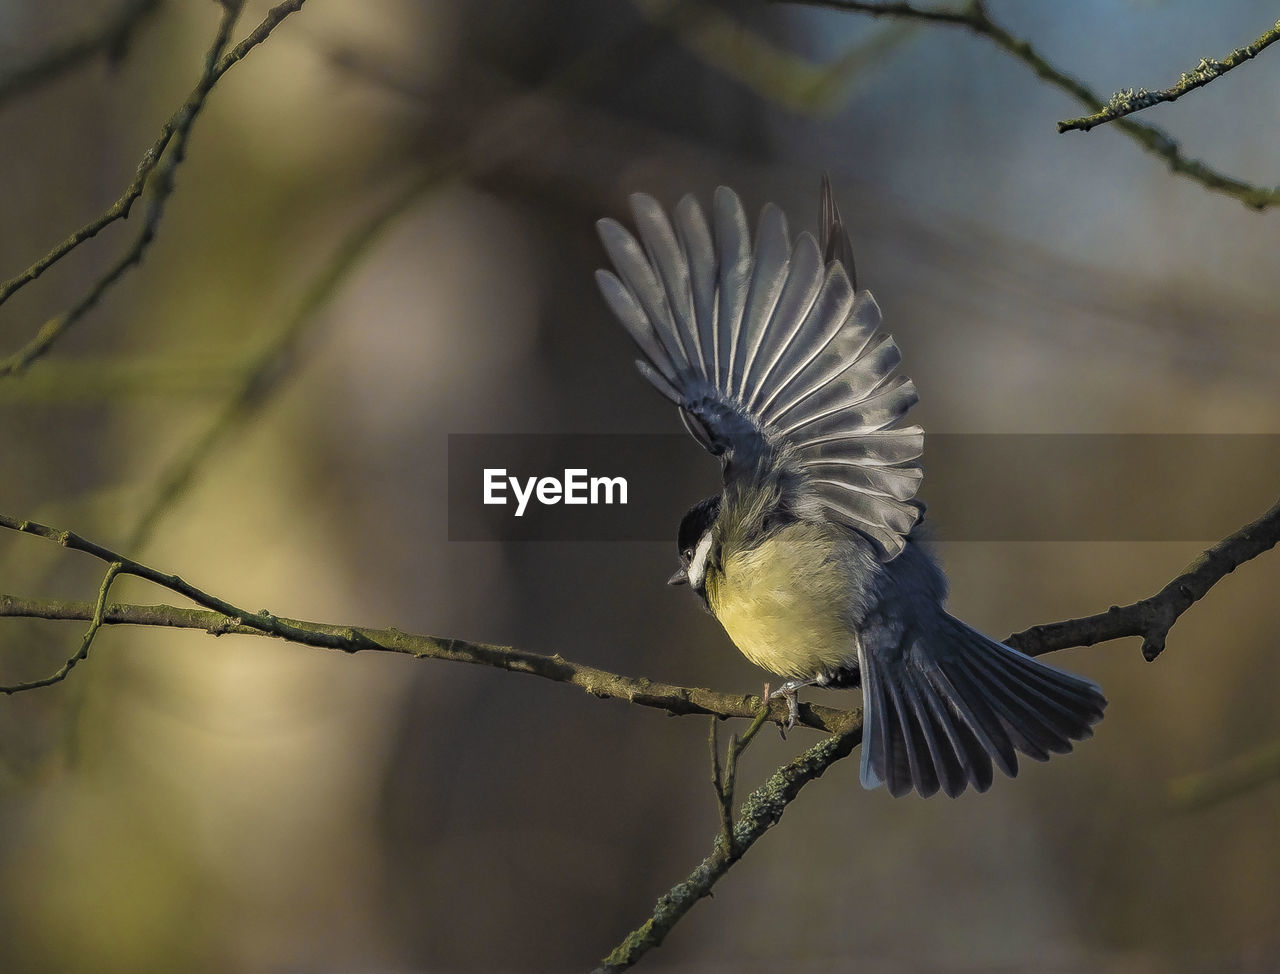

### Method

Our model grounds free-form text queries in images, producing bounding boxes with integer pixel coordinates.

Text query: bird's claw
[768,681,803,739]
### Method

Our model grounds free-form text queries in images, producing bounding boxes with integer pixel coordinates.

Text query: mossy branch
[782,0,1280,210]
[594,727,862,973]
[1059,18,1280,133]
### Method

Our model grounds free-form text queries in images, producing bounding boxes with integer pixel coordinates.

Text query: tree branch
[2,497,1277,966]
[1,564,123,692]
[0,588,854,728]
[0,0,310,377]
[597,492,1280,969]
[0,0,161,111]
[782,0,1280,210]
[709,702,775,853]
[594,727,862,973]
[1006,496,1280,662]
[1059,18,1280,133]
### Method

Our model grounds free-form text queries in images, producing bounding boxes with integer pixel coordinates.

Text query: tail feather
[913,674,983,797]
[930,659,1019,777]
[900,675,957,797]
[858,645,899,792]
[859,613,1106,798]
[885,675,939,798]
[950,655,1057,761]
[963,647,1091,748]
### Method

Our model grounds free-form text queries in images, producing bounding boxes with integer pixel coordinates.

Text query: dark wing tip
[818,173,857,290]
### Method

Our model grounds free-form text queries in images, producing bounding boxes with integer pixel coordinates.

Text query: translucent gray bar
[448,434,1280,542]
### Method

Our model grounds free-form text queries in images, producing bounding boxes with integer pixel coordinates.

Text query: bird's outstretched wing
[595,184,923,558]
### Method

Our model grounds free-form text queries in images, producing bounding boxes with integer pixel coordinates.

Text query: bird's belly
[706,536,853,680]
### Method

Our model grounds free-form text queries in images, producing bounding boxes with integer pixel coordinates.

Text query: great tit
[594,177,1106,799]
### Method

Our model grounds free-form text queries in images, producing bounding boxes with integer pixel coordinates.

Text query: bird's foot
[769,679,816,738]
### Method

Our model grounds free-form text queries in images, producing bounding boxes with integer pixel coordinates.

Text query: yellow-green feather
[706,521,854,680]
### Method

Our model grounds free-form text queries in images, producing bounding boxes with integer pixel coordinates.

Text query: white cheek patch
[687,531,714,589]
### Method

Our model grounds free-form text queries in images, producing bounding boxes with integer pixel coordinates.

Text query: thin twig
[707,701,775,853]
[783,0,1280,210]
[1,563,123,693]
[0,0,310,376]
[0,0,161,110]
[708,719,735,851]
[125,1,658,550]
[1060,19,1280,133]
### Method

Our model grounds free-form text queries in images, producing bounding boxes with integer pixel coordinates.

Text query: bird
[593,175,1107,798]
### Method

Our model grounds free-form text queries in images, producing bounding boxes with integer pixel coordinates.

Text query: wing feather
[713,187,752,389]
[798,459,922,500]
[740,232,824,412]
[596,183,924,557]
[673,195,717,383]
[629,194,698,377]
[762,295,886,426]
[754,265,855,419]
[732,203,791,400]
[594,268,680,381]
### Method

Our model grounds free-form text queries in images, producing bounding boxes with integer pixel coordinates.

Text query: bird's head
[668,495,721,599]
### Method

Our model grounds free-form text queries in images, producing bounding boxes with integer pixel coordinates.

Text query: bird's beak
[667,566,689,586]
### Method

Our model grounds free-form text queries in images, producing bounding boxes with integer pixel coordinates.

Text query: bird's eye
[682,548,694,561]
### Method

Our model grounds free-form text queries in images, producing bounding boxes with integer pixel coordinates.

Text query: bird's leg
[769,677,824,737]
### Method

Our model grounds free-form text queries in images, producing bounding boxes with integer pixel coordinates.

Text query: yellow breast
[705,524,853,680]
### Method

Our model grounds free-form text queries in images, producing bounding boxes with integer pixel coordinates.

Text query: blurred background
[1,1,1279,971]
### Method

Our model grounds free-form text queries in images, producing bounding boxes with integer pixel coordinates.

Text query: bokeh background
[1,1,1279,971]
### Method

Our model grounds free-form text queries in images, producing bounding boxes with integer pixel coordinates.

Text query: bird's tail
[857,612,1106,798]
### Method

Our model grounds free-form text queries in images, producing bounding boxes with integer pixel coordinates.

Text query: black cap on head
[677,495,721,554]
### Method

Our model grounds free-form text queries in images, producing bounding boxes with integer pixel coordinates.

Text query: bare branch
[0,0,310,377]
[126,7,661,551]
[0,589,854,729]
[708,701,775,854]
[1060,19,1280,133]
[1006,496,1280,662]
[781,0,1280,210]
[0,0,161,110]
[0,492,1274,739]
[708,719,735,851]
[0,564,123,693]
